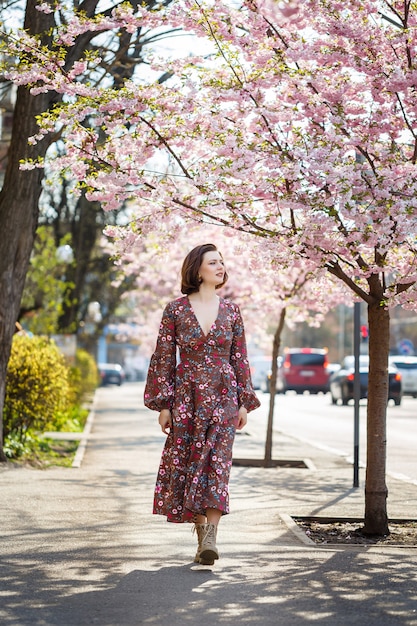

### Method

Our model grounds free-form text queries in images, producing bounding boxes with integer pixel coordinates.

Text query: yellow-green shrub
[70,349,99,405]
[3,335,71,444]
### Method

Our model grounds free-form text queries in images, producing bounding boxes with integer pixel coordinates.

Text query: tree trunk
[0,1,55,460]
[264,308,286,466]
[57,195,102,332]
[363,295,389,535]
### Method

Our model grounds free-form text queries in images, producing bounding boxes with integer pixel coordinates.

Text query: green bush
[50,403,90,433]
[3,335,71,446]
[70,349,99,405]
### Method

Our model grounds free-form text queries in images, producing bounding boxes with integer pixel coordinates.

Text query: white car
[250,355,273,390]
[389,356,417,397]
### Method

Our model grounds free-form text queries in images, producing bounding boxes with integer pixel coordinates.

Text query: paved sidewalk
[1,382,417,625]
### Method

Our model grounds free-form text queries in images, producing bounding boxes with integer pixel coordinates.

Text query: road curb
[279,513,316,546]
[72,395,97,469]
[279,513,417,550]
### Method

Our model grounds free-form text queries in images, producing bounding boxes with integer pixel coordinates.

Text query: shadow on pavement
[2,383,417,625]
[2,545,417,625]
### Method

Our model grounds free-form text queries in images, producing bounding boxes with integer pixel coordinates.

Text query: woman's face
[199,250,225,287]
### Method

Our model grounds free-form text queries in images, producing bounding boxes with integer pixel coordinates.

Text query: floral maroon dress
[144,295,260,523]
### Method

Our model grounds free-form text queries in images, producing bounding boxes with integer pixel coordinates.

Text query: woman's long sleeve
[230,305,261,413]
[144,303,177,412]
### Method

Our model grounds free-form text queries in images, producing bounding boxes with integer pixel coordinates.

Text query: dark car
[277,348,330,394]
[329,355,402,406]
[98,363,125,386]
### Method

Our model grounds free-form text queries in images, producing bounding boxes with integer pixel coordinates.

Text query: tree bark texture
[363,289,390,535]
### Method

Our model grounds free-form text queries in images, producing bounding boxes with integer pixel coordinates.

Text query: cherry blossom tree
[106,220,349,465]
[4,0,417,532]
[0,0,176,461]
[106,221,346,348]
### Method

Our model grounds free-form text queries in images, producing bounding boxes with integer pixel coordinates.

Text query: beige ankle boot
[199,523,219,563]
[194,523,215,565]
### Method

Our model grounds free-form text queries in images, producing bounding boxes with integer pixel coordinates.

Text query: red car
[277,348,330,394]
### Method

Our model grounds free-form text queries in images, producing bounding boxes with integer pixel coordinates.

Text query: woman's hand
[158,409,172,435]
[236,406,248,430]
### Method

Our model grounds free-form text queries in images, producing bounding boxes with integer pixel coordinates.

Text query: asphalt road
[253,390,417,485]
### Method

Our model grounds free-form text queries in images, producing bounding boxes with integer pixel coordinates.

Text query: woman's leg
[206,508,221,525]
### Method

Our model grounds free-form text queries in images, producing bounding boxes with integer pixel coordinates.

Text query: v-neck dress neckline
[187,295,221,339]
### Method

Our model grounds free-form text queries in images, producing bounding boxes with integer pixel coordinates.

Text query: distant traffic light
[361,325,369,340]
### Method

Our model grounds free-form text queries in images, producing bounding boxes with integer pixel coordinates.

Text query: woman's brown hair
[181,243,228,295]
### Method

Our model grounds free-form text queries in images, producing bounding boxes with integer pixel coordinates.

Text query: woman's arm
[144,302,177,413]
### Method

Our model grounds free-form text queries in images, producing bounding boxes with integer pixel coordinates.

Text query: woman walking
[144,243,260,565]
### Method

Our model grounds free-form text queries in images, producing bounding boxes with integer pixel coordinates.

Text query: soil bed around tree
[293,516,417,546]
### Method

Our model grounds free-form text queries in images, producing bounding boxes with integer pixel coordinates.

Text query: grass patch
[4,403,90,466]
[36,437,80,467]
[7,436,80,468]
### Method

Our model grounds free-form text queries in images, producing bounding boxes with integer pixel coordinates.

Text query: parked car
[277,348,330,394]
[327,363,342,377]
[329,355,402,406]
[250,355,274,390]
[389,355,417,397]
[325,363,342,392]
[262,356,283,393]
[98,363,125,386]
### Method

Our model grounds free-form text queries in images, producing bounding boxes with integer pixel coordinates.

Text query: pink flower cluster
[5,0,417,311]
